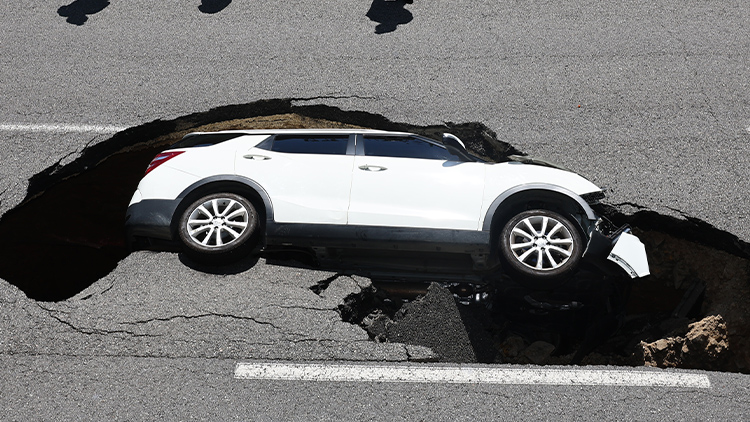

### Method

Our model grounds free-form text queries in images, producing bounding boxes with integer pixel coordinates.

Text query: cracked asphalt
[1,0,749,419]
[2,253,432,362]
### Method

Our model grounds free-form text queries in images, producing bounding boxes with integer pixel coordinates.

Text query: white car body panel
[128,165,201,205]
[128,135,269,207]
[348,156,486,230]
[607,232,650,278]
[235,147,354,224]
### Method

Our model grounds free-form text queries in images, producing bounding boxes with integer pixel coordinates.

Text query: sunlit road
[1,0,748,419]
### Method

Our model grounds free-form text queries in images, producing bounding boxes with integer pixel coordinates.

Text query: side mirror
[442,133,475,162]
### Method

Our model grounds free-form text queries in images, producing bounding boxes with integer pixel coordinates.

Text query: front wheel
[499,209,584,282]
[177,193,259,262]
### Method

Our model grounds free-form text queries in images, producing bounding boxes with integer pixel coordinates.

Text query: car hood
[489,160,602,197]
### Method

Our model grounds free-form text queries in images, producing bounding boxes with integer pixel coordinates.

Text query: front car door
[348,135,486,230]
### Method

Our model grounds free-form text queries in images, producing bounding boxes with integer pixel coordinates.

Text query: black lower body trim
[265,222,490,254]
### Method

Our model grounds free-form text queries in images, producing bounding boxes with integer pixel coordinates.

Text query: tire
[177,193,259,262]
[499,209,584,282]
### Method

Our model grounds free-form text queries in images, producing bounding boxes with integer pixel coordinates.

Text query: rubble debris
[640,315,730,371]
[522,341,557,365]
[356,283,496,363]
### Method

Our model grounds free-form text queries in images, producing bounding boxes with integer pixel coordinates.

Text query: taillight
[145,151,185,175]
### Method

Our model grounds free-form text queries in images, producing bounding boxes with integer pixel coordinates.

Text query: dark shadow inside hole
[0,146,161,301]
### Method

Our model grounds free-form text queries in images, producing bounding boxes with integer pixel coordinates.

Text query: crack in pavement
[291,94,378,103]
[78,282,115,301]
[119,312,288,331]
[40,306,161,338]
[309,273,345,295]
[609,201,649,210]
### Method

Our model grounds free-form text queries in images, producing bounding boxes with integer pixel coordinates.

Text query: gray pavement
[2,353,749,421]
[1,0,749,419]
[1,253,431,361]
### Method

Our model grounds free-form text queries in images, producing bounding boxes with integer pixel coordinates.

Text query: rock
[500,335,526,358]
[683,315,729,364]
[640,315,730,371]
[522,341,556,364]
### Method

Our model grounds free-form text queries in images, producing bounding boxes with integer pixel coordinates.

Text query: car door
[347,135,486,230]
[234,134,355,224]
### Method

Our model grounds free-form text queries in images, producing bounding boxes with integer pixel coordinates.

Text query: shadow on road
[199,0,232,14]
[366,0,413,34]
[58,0,110,25]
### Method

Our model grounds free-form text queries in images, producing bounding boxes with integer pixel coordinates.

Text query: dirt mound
[640,315,730,371]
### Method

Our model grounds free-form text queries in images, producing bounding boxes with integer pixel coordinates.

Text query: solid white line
[234,363,711,388]
[0,123,127,133]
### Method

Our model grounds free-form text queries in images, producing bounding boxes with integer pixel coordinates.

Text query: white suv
[125,129,649,283]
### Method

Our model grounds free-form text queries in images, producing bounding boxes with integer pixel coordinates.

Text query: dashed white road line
[234,363,711,388]
[0,123,127,133]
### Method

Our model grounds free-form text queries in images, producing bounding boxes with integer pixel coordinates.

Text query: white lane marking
[234,363,711,388]
[0,123,127,133]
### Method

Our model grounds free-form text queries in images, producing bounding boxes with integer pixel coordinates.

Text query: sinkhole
[0,99,748,372]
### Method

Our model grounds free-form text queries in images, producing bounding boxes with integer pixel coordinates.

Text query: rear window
[171,133,245,148]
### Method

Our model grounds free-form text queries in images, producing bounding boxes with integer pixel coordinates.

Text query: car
[125,129,649,286]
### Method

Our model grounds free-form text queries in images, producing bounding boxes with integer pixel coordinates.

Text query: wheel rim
[507,215,575,271]
[185,197,250,248]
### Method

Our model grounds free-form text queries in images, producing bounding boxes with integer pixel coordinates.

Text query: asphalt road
[1,0,749,419]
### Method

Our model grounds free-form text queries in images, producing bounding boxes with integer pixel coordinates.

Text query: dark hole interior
[0,146,161,300]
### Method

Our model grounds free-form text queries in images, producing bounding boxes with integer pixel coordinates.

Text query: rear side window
[363,136,459,161]
[265,135,349,155]
[171,133,245,148]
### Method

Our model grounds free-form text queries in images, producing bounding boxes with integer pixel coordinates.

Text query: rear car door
[348,135,486,230]
[235,134,355,224]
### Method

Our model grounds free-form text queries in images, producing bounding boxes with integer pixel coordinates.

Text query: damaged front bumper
[584,222,650,278]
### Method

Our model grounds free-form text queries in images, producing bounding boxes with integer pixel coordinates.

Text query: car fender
[176,175,275,223]
[481,183,599,231]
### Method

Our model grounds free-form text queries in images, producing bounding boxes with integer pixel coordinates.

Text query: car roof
[185,128,415,137]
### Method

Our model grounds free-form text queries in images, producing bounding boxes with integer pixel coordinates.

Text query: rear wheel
[177,193,259,262]
[500,209,583,283]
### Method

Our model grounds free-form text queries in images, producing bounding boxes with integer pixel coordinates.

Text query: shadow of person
[366,0,413,34]
[199,0,232,14]
[57,0,110,26]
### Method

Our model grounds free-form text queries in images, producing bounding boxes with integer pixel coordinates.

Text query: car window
[363,136,460,161]
[265,135,349,155]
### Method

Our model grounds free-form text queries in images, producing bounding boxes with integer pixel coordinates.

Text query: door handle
[243,154,271,160]
[358,164,387,172]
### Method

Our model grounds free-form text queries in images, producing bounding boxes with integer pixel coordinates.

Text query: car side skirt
[265,222,491,254]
